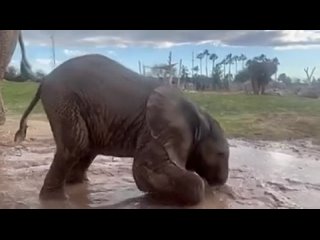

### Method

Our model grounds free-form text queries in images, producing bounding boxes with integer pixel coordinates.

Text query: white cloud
[32,58,62,73]
[35,58,51,65]
[63,49,87,57]
[274,44,320,51]
[19,30,320,50]
[279,30,320,43]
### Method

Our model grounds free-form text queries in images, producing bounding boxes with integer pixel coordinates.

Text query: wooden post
[168,51,173,85]
[191,51,194,78]
[138,61,142,74]
[178,59,182,88]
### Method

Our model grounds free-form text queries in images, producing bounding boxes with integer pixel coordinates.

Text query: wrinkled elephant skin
[14,54,229,205]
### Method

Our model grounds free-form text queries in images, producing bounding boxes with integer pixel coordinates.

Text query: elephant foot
[39,187,67,201]
[133,158,205,206]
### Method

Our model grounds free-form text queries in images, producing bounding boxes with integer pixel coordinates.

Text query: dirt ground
[1,115,320,209]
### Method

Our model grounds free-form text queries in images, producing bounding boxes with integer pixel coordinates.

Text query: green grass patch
[1,81,320,141]
[1,80,43,114]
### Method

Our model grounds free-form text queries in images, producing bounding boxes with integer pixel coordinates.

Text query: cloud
[33,58,62,73]
[274,44,320,51]
[20,30,320,49]
[63,49,87,57]
[35,58,51,65]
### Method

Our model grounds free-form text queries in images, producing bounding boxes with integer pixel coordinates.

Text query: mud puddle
[1,117,320,209]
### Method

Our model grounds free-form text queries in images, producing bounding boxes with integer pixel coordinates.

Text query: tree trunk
[191,52,194,78]
[235,61,238,74]
[205,56,208,77]
[212,60,215,76]
[200,59,202,76]
[251,78,259,95]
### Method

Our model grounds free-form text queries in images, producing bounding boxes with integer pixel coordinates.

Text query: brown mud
[1,116,320,209]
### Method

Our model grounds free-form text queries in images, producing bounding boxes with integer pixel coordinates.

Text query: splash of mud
[1,117,320,209]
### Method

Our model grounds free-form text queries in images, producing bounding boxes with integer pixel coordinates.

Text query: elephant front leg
[133,141,205,205]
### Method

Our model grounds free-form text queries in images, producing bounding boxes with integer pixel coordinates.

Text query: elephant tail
[18,31,41,82]
[14,83,42,143]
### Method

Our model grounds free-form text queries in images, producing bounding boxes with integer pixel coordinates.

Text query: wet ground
[1,116,320,209]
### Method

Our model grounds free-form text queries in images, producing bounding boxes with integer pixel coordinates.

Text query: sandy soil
[1,116,320,209]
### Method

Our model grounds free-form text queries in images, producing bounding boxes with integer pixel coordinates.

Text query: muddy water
[1,117,320,209]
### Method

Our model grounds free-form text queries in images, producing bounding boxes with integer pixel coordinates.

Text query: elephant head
[146,86,229,187]
[185,110,229,185]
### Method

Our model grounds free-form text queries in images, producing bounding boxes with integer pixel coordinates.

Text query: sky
[9,30,320,79]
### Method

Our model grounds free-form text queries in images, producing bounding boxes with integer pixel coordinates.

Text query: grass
[1,80,320,142]
[1,81,43,114]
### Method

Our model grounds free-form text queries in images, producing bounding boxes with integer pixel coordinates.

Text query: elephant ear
[146,86,196,168]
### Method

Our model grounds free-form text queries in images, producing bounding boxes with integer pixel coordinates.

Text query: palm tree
[219,59,226,79]
[225,54,233,80]
[254,54,267,62]
[239,54,247,69]
[246,59,252,68]
[272,57,280,81]
[209,53,218,76]
[196,53,204,76]
[192,66,199,76]
[203,49,210,77]
[232,55,240,74]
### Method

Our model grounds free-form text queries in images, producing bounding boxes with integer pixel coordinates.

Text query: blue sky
[9,30,320,79]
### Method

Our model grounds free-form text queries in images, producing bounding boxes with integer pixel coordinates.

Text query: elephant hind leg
[133,141,205,205]
[66,152,96,185]
[39,102,90,200]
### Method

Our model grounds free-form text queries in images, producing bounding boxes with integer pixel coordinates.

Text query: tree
[304,67,316,85]
[192,66,199,76]
[233,55,240,74]
[4,65,18,80]
[196,53,204,75]
[180,65,190,88]
[150,64,177,80]
[203,49,210,77]
[278,73,292,85]
[254,54,267,62]
[234,69,250,83]
[35,70,46,82]
[219,59,227,79]
[209,53,218,76]
[225,54,233,81]
[273,57,280,81]
[4,65,29,82]
[239,54,247,69]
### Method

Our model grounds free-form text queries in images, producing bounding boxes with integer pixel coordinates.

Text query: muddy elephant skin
[14,54,229,205]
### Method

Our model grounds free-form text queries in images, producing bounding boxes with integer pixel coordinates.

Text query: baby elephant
[14,54,229,205]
